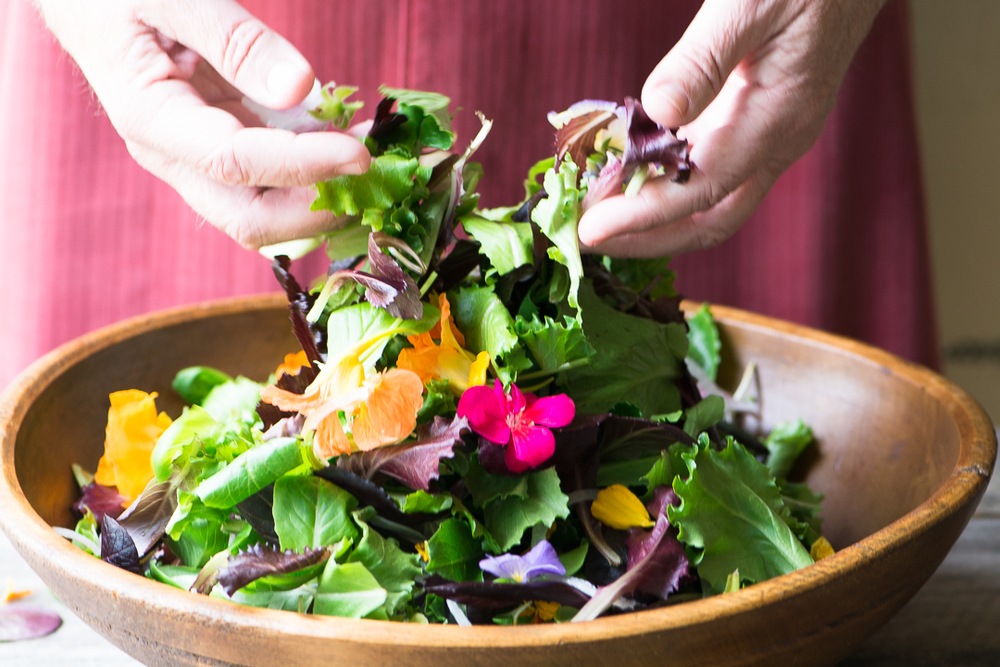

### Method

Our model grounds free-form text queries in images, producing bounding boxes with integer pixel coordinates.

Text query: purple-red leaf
[217,544,331,596]
[555,107,619,172]
[116,478,177,557]
[573,487,689,621]
[624,487,689,599]
[423,575,590,613]
[0,606,62,642]
[100,514,142,575]
[74,482,127,523]
[622,97,692,183]
[337,415,468,491]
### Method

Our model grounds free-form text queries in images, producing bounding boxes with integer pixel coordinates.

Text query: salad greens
[69,84,829,624]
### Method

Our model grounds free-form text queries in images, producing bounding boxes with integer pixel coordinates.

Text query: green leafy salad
[66,85,832,624]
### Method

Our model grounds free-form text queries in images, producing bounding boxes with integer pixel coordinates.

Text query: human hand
[577,0,886,258]
[33,0,370,249]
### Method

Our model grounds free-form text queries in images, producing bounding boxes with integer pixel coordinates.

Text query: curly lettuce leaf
[461,214,534,277]
[531,159,584,317]
[668,438,813,594]
[561,282,686,416]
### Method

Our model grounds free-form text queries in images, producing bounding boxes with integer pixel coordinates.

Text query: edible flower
[810,536,835,561]
[261,336,425,459]
[479,540,565,583]
[457,380,575,473]
[274,350,311,379]
[396,293,490,394]
[590,484,656,531]
[94,390,173,504]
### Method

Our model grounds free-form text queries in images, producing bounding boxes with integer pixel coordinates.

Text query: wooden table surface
[2,472,998,667]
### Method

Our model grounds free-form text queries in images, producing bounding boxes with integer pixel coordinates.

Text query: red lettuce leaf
[555,107,619,173]
[74,482,127,523]
[115,478,177,557]
[622,96,692,184]
[573,487,689,621]
[100,514,142,575]
[624,487,690,599]
[423,574,591,615]
[217,544,331,596]
[336,415,468,491]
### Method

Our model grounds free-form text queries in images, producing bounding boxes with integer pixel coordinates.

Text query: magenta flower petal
[457,383,509,444]
[524,394,576,428]
[506,382,527,414]
[507,423,556,472]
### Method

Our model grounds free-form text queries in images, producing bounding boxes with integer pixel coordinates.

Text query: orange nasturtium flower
[94,390,172,505]
[274,350,311,379]
[261,333,425,460]
[396,293,490,394]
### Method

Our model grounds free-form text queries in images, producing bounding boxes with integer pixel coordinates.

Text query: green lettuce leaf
[272,474,359,551]
[426,517,484,582]
[561,282,686,416]
[348,508,423,617]
[483,467,570,551]
[668,438,813,594]
[194,437,309,509]
[515,314,595,376]
[687,303,721,382]
[531,159,584,316]
[313,560,388,618]
[313,154,420,218]
[461,214,534,277]
[764,419,815,480]
[450,285,528,383]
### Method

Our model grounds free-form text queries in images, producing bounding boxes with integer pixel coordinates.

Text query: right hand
[34,0,371,249]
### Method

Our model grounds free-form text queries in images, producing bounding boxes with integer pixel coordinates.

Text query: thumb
[157,0,315,109]
[640,0,766,128]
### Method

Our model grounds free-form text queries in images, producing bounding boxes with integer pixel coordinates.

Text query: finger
[151,0,315,109]
[581,177,769,258]
[127,82,370,188]
[640,0,779,128]
[165,162,344,249]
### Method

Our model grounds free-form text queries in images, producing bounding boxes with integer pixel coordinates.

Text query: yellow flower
[415,541,430,563]
[261,334,424,460]
[396,293,490,394]
[590,484,655,531]
[810,536,835,561]
[94,390,172,504]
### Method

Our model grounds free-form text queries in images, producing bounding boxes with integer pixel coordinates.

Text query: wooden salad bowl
[0,294,995,667]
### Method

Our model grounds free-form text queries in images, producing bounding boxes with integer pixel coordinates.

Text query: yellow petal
[591,484,655,531]
[94,390,172,504]
[468,351,490,388]
[810,536,835,561]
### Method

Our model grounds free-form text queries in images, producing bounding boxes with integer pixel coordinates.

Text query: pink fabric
[0,1,937,390]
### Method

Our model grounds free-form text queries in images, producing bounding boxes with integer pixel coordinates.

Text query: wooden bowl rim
[1,294,995,650]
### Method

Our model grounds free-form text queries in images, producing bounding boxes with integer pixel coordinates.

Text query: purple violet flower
[479,540,566,583]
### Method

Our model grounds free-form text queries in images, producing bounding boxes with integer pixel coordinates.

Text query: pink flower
[457,380,575,473]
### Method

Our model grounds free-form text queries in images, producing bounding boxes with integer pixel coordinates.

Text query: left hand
[577,0,887,258]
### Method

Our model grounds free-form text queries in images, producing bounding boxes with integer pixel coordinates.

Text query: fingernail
[266,60,313,107]
[644,83,690,126]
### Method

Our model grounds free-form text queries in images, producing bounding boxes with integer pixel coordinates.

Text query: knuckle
[219,18,268,83]
[223,212,267,250]
[201,146,252,186]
